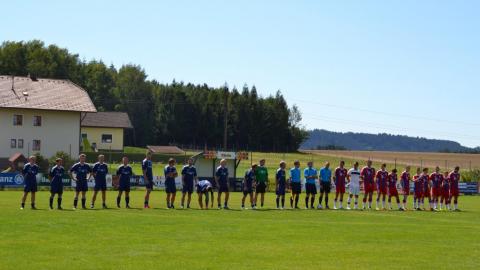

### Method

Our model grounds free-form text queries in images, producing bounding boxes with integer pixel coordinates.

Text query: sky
[1,0,479,147]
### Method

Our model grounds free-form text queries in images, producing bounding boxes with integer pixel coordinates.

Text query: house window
[10,139,16,148]
[32,140,41,151]
[33,116,42,126]
[81,133,88,139]
[101,134,112,143]
[13,115,23,126]
[18,139,24,149]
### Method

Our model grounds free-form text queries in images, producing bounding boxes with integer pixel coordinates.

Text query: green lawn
[0,191,479,270]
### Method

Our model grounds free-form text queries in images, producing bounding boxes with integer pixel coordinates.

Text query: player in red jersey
[400,166,411,210]
[421,168,432,210]
[333,161,347,209]
[429,166,443,211]
[449,166,461,211]
[360,160,375,210]
[375,164,389,210]
[388,168,402,210]
[412,168,423,210]
[440,171,451,210]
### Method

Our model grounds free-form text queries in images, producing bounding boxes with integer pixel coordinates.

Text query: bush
[33,153,49,174]
[48,151,74,171]
[461,169,480,182]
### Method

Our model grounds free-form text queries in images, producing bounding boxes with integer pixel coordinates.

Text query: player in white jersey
[346,162,361,210]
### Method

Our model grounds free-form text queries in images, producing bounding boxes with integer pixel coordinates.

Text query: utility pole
[223,83,228,150]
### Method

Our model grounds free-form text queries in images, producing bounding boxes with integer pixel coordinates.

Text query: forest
[0,40,308,152]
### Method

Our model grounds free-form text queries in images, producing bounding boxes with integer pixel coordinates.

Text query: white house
[0,75,96,159]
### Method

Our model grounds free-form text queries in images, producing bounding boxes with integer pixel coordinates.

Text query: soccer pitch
[1,191,479,270]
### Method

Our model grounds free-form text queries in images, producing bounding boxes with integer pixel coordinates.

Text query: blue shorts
[306,183,317,195]
[182,180,194,194]
[165,178,176,194]
[276,184,286,196]
[94,179,107,191]
[24,179,37,192]
[119,179,130,192]
[145,177,154,190]
[218,181,229,193]
[243,184,253,195]
[196,185,207,193]
[50,179,63,194]
[75,179,88,192]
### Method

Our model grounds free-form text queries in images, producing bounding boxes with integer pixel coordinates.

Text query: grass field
[1,191,479,270]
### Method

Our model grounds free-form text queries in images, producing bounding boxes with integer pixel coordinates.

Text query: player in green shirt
[254,159,269,208]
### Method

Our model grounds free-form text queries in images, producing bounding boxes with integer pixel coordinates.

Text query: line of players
[19,153,461,211]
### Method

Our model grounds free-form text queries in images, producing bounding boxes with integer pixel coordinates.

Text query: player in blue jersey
[215,159,230,209]
[91,155,108,209]
[20,156,39,209]
[116,156,133,208]
[242,164,257,209]
[69,154,92,210]
[197,180,214,209]
[318,162,332,209]
[165,158,178,209]
[142,152,154,208]
[289,160,302,209]
[181,158,198,209]
[276,161,287,209]
[49,158,65,210]
[304,161,318,209]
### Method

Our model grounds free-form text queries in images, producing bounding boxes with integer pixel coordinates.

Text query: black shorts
[306,183,317,195]
[24,178,37,192]
[75,179,88,192]
[256,182,266,193]
[291,182,301,194]
[165,178,176,194]
[320,182,331,193]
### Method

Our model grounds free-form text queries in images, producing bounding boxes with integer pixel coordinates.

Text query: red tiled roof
[81,112,133,128]
[0,75,96,112]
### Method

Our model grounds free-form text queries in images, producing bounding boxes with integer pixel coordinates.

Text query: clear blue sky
[2,0,479,147]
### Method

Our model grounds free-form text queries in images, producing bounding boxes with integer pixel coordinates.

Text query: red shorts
[402,188,410,195]
[364,183,374,193]
[389,187,398,197]
[431,187,442,197]
[377,186,387,195]
[414,189,423,198]
[442,189,450,198]
[450,187,459,197]
[423,188,430,197]
[336,184,345,194]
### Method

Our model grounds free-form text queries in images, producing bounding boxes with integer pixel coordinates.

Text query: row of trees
[0,40,308,152]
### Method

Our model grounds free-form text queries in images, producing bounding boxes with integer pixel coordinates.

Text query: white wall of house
[0,108,80,159]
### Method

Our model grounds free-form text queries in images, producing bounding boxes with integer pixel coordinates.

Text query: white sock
[454,203,458,210]
[382,201,385,209]
[334,201,337,208]
[369,202,372,208]
[339,202,343,208]
[347,197,351,205]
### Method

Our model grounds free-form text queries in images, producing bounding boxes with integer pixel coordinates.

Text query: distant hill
[301,129,478,153]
